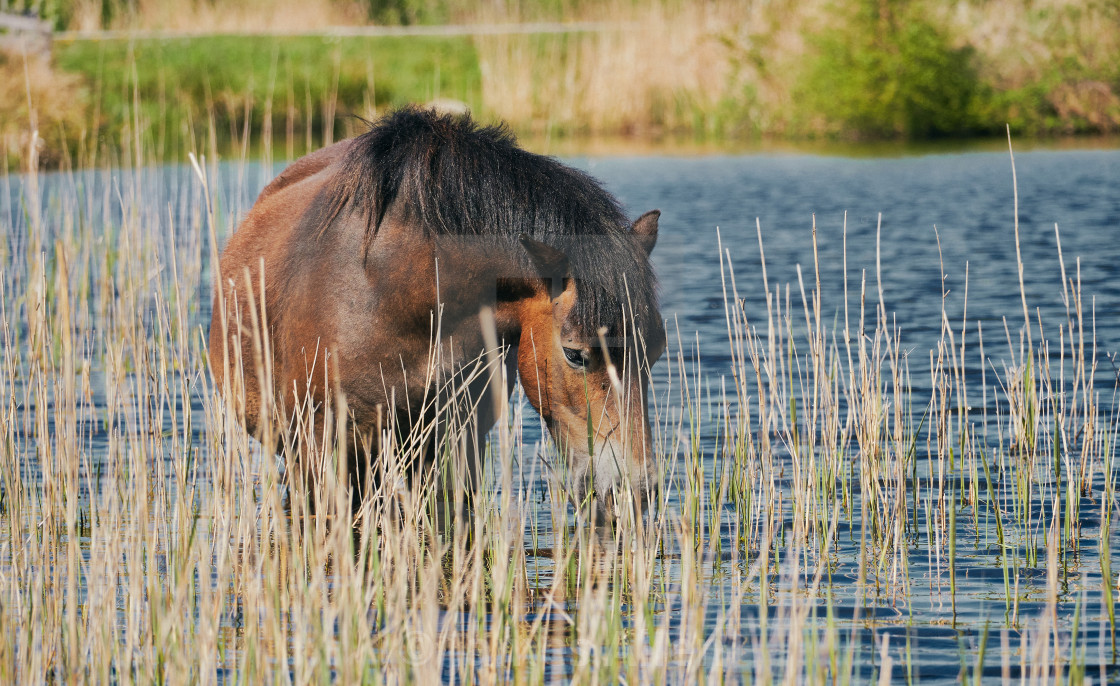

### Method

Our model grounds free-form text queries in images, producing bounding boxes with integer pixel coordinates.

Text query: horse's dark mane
[319,106,659,340]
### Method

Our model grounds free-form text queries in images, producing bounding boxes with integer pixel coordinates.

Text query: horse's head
[514,210,665,513]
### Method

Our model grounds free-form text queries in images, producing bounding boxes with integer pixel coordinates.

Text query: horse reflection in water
[209,107,665,515]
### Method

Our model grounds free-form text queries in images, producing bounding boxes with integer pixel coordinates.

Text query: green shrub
[797,0,984,139]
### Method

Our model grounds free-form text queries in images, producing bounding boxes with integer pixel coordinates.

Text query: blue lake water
[604,148,1120,682]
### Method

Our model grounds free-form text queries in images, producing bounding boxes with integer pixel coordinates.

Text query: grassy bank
[2,0,1119,168]
[3,34,480,167]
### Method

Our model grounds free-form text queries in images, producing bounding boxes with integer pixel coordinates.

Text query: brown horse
[209,107,664,510]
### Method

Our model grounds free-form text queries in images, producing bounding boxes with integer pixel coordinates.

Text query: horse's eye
[563,347,590,370]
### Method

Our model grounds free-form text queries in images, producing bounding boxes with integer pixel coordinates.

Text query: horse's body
[209,108,664,506]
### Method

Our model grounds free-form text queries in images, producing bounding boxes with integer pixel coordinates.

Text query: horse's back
[223,139,354,261]
[256,138,356,203]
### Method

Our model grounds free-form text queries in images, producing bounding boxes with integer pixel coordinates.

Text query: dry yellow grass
[938,0,1120,130]
[0,52,88,169]
[476,0,1120,138]
[942,0,1120,82]
[475,1,790,137]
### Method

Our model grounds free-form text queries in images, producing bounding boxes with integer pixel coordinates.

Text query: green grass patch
[53,34,483,162]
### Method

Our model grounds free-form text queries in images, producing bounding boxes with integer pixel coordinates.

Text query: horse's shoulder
[256,138,357,203]
[224,142,356,269]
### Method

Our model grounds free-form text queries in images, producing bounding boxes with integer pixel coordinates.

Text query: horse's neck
[371,230,527,389]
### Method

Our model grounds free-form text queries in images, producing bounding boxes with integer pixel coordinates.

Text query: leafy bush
[798,0,985,139]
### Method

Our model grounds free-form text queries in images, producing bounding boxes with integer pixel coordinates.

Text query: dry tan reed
[475,0,821,138]
[477,2,728,136]
[937,0,1120,131]
[0,52,88,169]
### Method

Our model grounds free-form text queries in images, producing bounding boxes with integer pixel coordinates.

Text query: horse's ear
[632,209,659,255]
[518,234,569,277]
